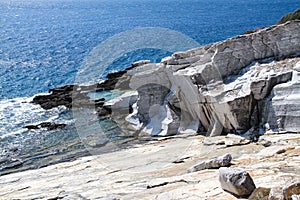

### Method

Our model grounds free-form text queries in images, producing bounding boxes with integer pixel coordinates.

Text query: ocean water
[0,0,299,174]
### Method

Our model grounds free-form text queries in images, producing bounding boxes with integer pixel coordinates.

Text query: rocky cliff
[108,20,300,137]
[32,20,300,138]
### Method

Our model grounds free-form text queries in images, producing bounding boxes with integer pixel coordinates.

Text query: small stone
[248,187,270,200]
[218,167,256,197]
[283,182,300,200]
[258,139,272,147]
[187,153,232,173]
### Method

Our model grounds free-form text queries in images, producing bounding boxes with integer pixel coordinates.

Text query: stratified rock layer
[269,62,300,132]
[113,20,300,136]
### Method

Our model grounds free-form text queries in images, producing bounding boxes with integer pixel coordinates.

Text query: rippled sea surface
[1,0,299,174]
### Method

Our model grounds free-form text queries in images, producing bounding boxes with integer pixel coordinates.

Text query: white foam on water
[0,96,69,139]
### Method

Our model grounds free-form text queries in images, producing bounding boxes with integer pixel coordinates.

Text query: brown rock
[248,187,270,200]
[283,182,300,200]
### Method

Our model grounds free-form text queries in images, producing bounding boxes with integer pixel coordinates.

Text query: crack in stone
[147,179,196,189]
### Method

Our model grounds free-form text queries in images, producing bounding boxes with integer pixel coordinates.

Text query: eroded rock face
[117,20,300,136]
[32,21,300,137]
[266,62,300,133]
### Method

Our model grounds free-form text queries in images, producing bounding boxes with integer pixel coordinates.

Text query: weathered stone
[266,62,300,133]
[31,20,300,137]
[219,167,256,197]
[268,187,284,200]
[187,153,232,172]
[112,21,300,137]
[248,187,270,200]
[0,133,300,199]
[283,182,300,200]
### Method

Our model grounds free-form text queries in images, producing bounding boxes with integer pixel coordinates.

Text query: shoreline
[1,17,300,199]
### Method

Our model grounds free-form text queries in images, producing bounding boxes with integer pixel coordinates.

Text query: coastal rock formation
[110,20,300,136]
[31,20,300,137]
[31,63,137,110]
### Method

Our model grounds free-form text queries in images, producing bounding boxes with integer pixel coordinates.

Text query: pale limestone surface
[0,133,299,200]
[112,20,300,136]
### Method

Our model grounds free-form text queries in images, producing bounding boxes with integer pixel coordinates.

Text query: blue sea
[0,0,299,174]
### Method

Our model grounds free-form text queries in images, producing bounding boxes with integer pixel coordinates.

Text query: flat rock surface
[0,133,299,199]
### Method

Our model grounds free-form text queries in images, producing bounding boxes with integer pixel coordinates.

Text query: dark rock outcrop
[31,64,137,110]
[24,122,66,130]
